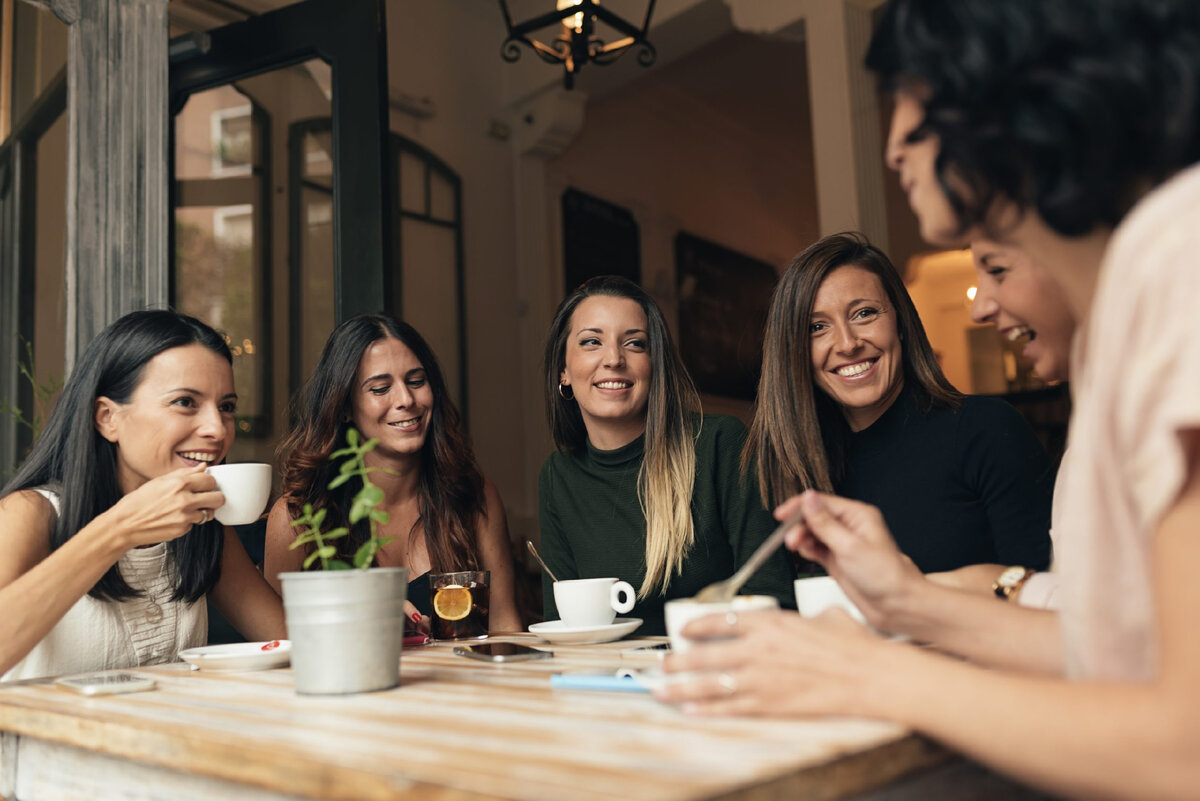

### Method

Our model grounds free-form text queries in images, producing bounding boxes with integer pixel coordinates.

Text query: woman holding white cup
[0,310,285,681]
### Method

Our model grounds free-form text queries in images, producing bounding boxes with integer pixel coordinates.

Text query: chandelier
[498,0,658,90]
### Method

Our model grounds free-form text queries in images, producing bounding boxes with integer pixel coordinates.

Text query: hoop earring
[558,383,574,400]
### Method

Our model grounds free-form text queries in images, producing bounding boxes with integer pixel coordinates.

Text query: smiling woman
[538,276,796,635]
[746,232,1053,573]
[0,310,285,682]
[263,314,522,634]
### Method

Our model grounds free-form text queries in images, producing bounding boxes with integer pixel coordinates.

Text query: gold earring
[558,383,574,400]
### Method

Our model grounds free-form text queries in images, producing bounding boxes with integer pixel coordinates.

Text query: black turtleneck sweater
[538,414,797,635]
[833,388,1054,573]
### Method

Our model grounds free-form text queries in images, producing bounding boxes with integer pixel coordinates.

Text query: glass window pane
[398,150,425,215]
[400,220,459,402]
[430,170,456,223]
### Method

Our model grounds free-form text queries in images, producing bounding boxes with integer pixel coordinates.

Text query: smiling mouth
[1005,326,1036,342]
[179,451,217,465]
[595,381,632,390]
[834,359,877,378]
[389,417,422,431]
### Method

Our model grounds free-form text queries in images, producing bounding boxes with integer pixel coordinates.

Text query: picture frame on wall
[675,232,777,401]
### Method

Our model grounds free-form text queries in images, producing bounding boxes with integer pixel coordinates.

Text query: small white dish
[527,617,643,645]
[178,640,291,672]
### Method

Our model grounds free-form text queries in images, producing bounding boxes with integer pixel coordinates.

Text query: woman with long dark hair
[660,1,1200,797]
[0,310,285,681]
[263,314,521,632]
[748,231,1052,573]
[539,276,795,635]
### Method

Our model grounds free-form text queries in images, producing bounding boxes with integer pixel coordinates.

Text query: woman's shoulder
[956,394,1031,429]
[696,413,750,443]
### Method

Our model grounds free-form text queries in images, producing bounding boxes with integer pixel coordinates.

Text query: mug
[664,595,779,654]
[206,463,272,525]
[793,576,866,623]
[553,578,636,627]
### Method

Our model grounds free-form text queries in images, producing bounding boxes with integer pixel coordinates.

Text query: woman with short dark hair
[0,310,284,681]
[659,1,1200,797]
[748,231,1052,573]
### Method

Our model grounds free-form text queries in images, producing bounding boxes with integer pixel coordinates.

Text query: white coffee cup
[664,595,779,654]
[793,576,866,624]
[553,578,636,627]
[206,463,272,526]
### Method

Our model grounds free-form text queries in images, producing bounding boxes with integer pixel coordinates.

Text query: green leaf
[328,559,352,570]
[346,428,359,447]
[317,545,337,559]
[327,473,351,489]
[302,551,321,570]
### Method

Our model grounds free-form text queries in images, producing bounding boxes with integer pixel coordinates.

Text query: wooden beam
[62,0,170,368]
[0,0,12,142]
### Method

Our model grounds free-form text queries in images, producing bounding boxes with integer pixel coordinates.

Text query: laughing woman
[0,310,285,681]
[538,276,795,635]
[747,232,1053,574]
[263,314,522,633]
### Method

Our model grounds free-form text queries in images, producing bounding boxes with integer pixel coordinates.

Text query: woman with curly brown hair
[263,314,521,634]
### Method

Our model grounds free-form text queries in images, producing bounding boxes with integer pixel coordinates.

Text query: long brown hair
[544,276,701,597]
[277,314,485,572]
[745,232,961,505]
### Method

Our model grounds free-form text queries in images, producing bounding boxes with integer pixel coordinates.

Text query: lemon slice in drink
[433,585,472,621]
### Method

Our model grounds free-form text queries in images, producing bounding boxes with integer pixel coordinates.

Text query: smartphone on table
[55,672,157,696]
[453,643,553,662]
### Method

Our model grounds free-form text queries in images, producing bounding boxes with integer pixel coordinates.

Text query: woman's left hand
[653,609,894,718]
[404,601,430,635]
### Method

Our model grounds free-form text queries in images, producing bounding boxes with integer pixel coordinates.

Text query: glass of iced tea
[429,570,490,641]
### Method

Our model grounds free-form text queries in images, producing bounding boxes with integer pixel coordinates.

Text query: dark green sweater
[538,414,797,635]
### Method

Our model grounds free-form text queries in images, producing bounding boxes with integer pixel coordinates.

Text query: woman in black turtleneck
[745,232,1052,574]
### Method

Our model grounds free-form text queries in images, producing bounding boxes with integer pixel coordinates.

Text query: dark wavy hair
[744,232,961,504]
[2,310,230,602]
[277,314,485,572]
[866,0,1200,237]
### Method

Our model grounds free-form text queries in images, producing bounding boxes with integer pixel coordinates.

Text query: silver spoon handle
[726,511,803,595]
[526,539,560,583]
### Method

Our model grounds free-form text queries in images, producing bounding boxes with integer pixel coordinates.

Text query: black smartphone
[453,643,553,662]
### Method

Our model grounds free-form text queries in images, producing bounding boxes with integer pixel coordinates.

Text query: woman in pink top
[657,1,1200,798]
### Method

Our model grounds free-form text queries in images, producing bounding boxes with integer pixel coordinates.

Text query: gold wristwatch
[992,566,1035,601]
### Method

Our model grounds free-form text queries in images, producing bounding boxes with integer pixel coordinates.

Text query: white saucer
[179,640,291,672]
[528,618,643,645]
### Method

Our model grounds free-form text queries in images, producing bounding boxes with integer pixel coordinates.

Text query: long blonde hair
[544,276,701,596]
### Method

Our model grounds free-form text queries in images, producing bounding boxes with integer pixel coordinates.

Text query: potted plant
[278,428,409,695]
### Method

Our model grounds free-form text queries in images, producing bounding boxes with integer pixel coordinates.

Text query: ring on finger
[725,611,738,628]
[199,508,211,524]
[717,672,738,696]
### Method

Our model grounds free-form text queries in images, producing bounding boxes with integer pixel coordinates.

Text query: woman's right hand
[776,490,924,628]
[100,465,226,549]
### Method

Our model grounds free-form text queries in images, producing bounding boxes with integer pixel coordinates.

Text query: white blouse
[2,490,207,682]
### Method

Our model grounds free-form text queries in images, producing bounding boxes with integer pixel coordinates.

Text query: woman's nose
[833,323,860,353]
[393,385,413,408]
[970,289,997,324]
[603,344,625,367]
[196,404,225,439]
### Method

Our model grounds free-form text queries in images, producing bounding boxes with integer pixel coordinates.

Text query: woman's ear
[93,397,122,443]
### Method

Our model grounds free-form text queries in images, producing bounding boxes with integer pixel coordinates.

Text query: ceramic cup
[553,578,636,627]
[793,576,866,624]
[664,595,779,654]
[206,463,272,526]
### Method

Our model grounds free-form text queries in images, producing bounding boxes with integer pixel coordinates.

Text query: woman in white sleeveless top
[0,310,285,681]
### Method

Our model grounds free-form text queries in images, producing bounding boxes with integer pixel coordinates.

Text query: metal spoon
[693,511,804,603]
[525,539,560,583]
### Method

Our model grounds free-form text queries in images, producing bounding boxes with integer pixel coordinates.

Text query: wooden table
[0,634,950,801]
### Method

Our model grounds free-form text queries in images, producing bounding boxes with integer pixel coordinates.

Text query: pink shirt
[1056,163,1200,680]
